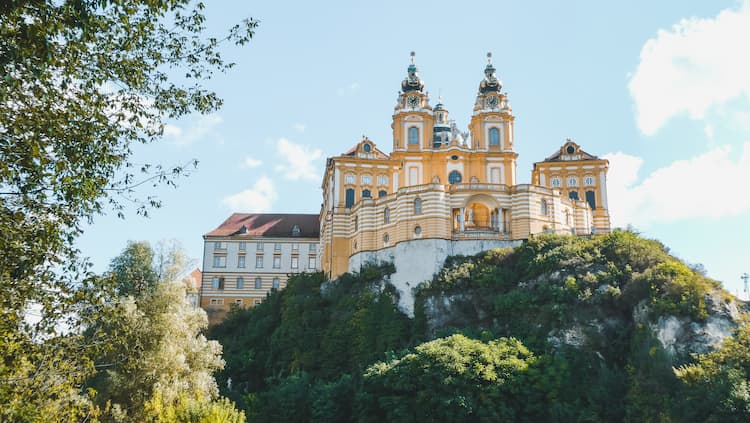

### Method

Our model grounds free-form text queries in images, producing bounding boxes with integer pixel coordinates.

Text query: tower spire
[401,51,425,93]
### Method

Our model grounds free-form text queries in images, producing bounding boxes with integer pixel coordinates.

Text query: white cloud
[242,156,263,168]
[605,142,750,227]
[163,114,223,146]
[629,2,750,135]
[275,138,323,181]
[336,82,360,97]
[222,176,277,212]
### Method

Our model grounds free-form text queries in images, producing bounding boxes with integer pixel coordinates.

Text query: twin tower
[319,52,611,291]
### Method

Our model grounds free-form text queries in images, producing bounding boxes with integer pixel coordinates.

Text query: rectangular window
[211,277,225,290]
[256,255,263,268]
[239,242,246,251]
[213,255,226,268]
[238,255,245,268]
[361,175,372,185]
[273,256,281,269]
[308,257,316,269]
[234,298,243,306]
[345,174,355,184]
[274,243,281,251]
[309,243,317,253]
[256,242,264,251]
[214,241,224,250]
[209,298,224,305]
[291,256,299,269]
[292,243,299,252]
[236,277,244,289]
[255,278,262,289]
[254,299,262,305]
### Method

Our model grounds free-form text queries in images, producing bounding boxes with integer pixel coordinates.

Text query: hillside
[211,230,749,422]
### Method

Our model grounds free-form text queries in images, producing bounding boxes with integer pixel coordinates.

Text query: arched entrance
[453,194,506,234]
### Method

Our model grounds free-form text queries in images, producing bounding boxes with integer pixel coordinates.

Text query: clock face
[486,96,499,108]
[407,95,420,108]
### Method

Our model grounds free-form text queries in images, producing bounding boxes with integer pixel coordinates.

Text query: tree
[0,1,255,418]
[108,240,158,296]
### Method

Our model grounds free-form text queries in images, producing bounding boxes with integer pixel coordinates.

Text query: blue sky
[78,0,750,297]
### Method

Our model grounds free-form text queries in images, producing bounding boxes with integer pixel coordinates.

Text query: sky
[77,0,750,297]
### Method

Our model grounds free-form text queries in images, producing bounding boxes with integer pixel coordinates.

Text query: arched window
[384,207,390,224]
[383,233,390,245]
[408,127,419,145]
[272,278,280,289]
[585,190,596,210]
[541,199,548,216]
[414,226,422,236]
[255,277,262,289]
[414,197,422,215]
[362,189,371,198]
[489,127,500,145]
[448,170,462,184]
[378,190,387,198]
[568,191,579,201]
[345,188,355,208]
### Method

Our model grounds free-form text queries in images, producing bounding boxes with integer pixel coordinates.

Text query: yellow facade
[319,53,610,279]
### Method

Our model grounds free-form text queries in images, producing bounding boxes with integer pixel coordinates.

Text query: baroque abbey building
[201,52,611,321]
[319,52,611,290]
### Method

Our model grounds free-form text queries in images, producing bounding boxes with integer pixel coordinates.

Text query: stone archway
[458,194,501,231]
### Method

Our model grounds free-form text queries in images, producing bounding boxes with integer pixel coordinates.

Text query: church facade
[319,53,611,281]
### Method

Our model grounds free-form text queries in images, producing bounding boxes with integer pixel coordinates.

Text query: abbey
[319,52,611,281]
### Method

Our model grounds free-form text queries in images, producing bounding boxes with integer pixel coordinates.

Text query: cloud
[163,114,223,146]
[275,138,323,181]
[242,156,263,168]
[605,142,750,227]
[222,176,277,212]
[628,2,750,135]
[336,82,360,97]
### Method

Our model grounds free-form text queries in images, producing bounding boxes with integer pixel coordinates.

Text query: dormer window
[237,225,247,234]
[291,225,301,237]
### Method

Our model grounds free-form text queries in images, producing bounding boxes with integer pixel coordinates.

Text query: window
[254,299,262,305]
[291,256,299,269]
[308,257,316,269]
[239,242,246,251]
[213,255,226,268]
[273,256,281,269]
[586,190,596,210]
[255,277,262,289]
[272,278,280,289]
[567,177,578,187]
[354,216,358,231]
[383,233,390,245]
[362,175,372,185]
[363,143,372,152]
[238,255,246,268]
[414,197,422,215]
[345,174,355,184]
[309,243,316,253]
[291,225,301,237]
[209,298,224,305]
[236,277,244,289]
[489,127,500,145]
[256,242,264,251]
[569,191,579,201]
[565,210,571,225]
[345,188,355,208]
[448,170,462,184]
[408,127,419,145]
[211,277,225,290]
[256,256,263,268]
[414,226,422,236]
[584,176,595,186]
[274,243,281,251]
[566,145,576,154]
[384,207,390,224]
[378,190,387,198]
[541,199,548,216]
[214,241,224,250]
[551,177,561,188]
[362,189,371,198]
[292,243,299,252]
[378,175,389,185]
[234,299,243,306]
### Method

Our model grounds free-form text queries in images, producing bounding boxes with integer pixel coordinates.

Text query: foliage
[0,1,254,417]
[108,240,159,295]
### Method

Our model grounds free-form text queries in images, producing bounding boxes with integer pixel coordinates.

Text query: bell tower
[391,52,434,153]
[468,52,517,185]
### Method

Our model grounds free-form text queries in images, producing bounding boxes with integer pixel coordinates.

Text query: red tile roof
[205,213,320,238]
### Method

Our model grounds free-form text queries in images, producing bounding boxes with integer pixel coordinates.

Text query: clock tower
[391,52,434,153]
